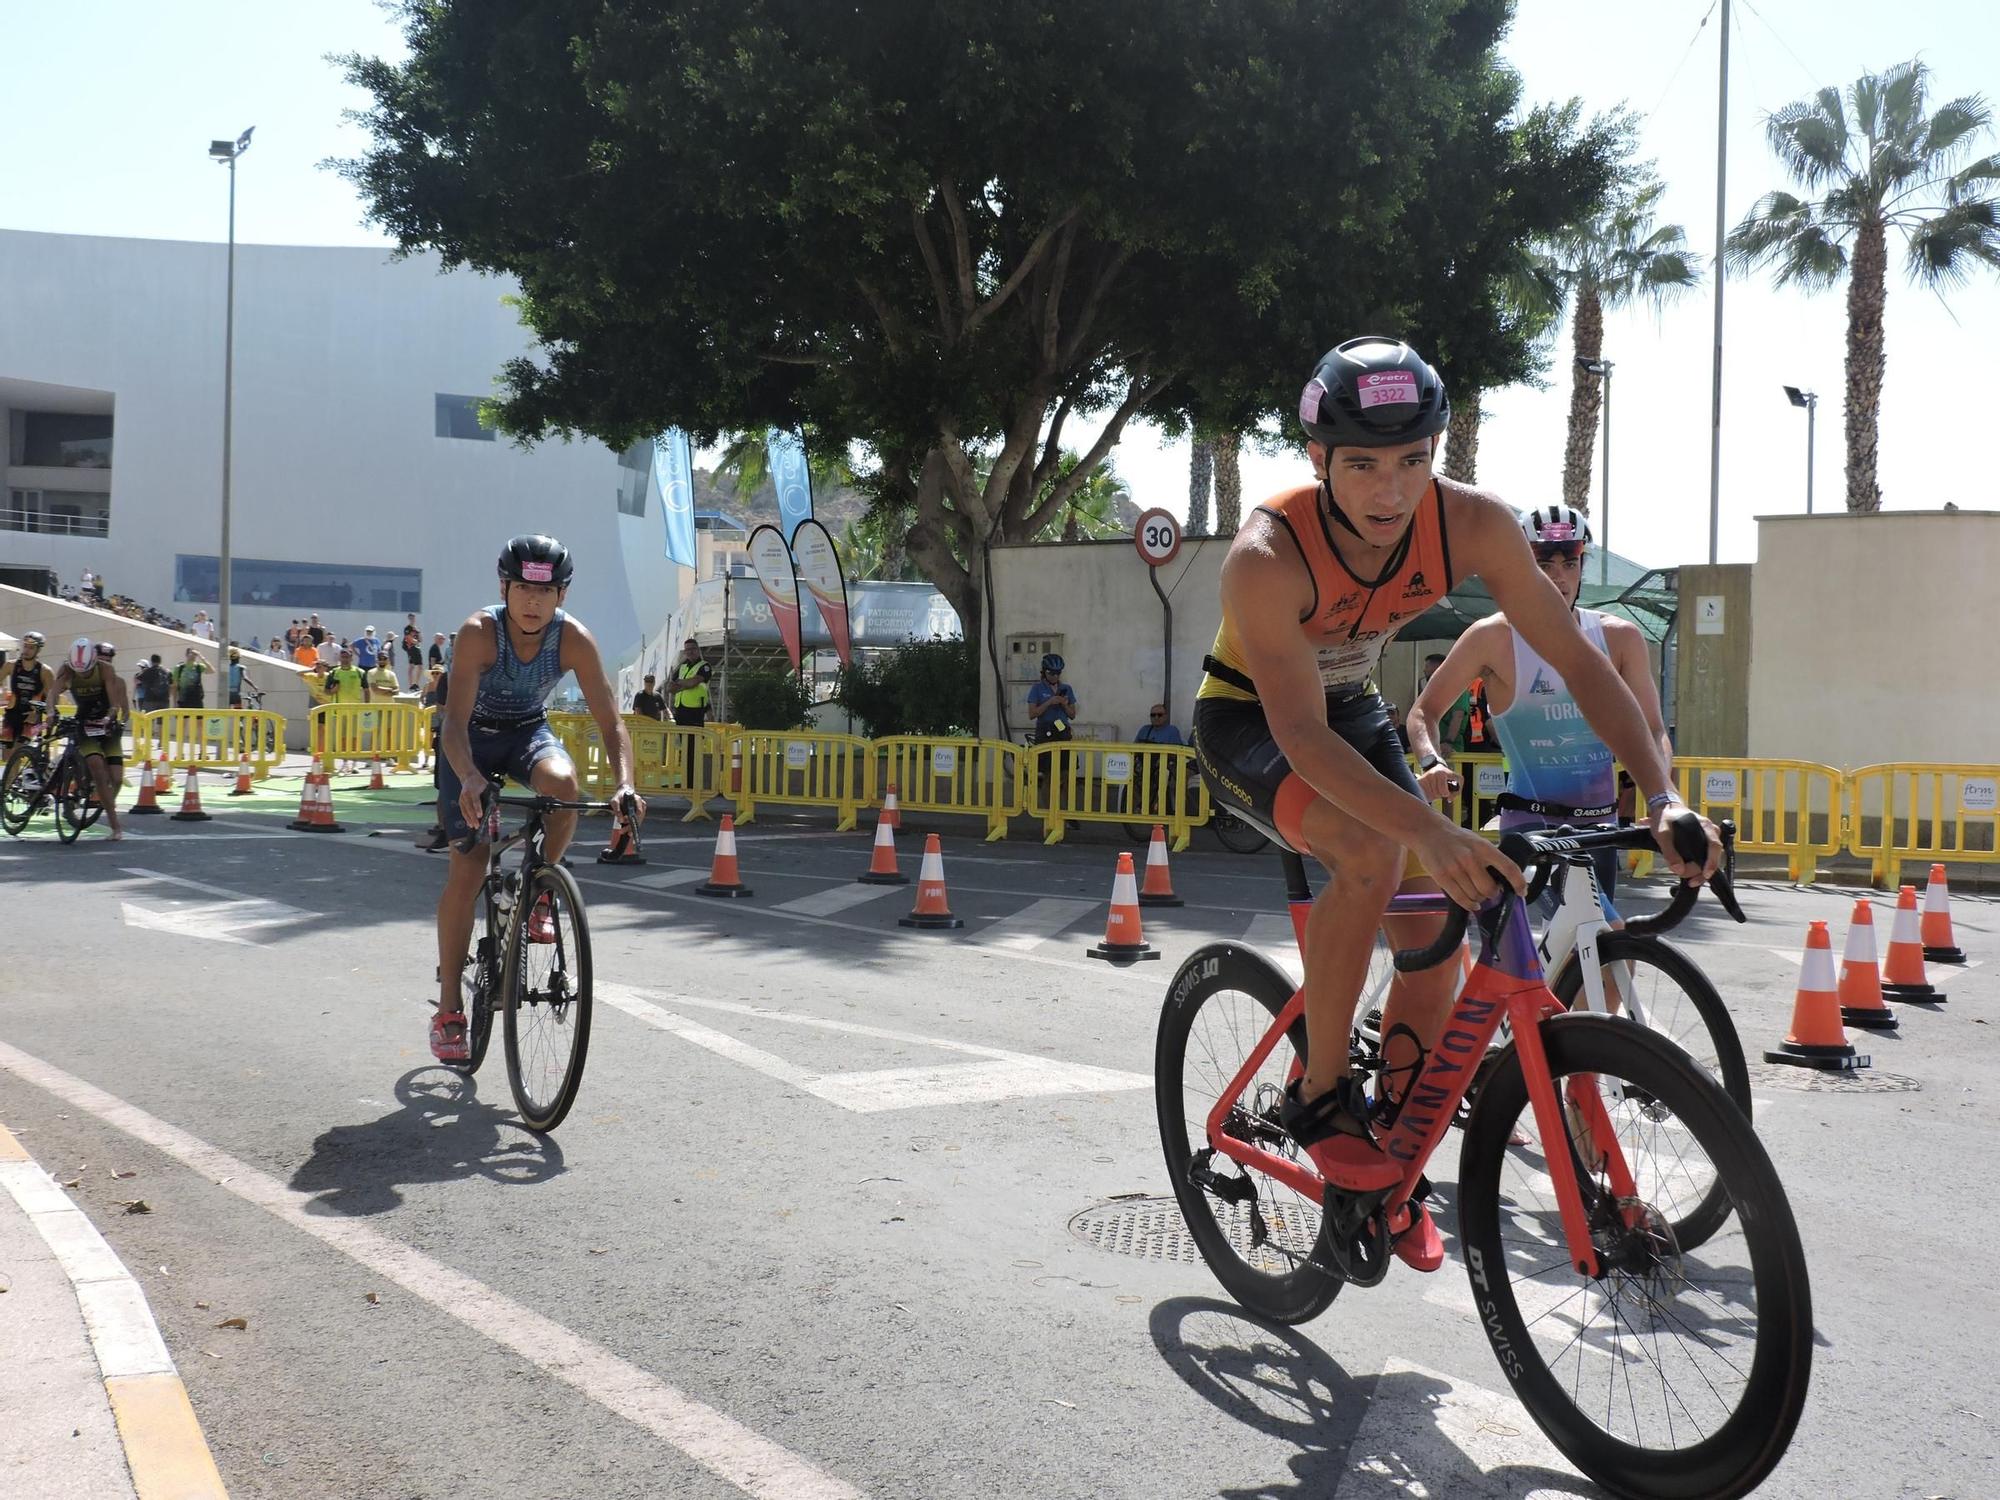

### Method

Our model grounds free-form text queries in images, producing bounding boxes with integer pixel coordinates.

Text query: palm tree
[1548,180,1702,511]
[1212,431,1243,535]
[1445,251,1566,484]
[1048,453,1131,541]
[1186,439,1213,537]
[1727,60,2000,511]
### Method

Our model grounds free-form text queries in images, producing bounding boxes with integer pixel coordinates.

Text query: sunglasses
[1534,542,1585,563]
[1149,712,1166,719]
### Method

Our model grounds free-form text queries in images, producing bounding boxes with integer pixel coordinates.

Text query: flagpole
[1707,0,1731,565]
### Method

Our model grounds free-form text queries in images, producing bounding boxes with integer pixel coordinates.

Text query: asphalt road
[1,798,1994,1499]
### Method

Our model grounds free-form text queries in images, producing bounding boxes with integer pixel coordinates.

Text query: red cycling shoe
[430,1009,470,1062]
[526,892,557,944]
[1279,1077,1404,1193]
[1387,1196,1445,1272]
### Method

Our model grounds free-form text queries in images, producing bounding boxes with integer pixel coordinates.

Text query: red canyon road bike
[1155,818,1811,1500]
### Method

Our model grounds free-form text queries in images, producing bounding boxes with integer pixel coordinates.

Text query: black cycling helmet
[498,533,574,587]
[1298,337,1450,449]
[1040,653,1065,675]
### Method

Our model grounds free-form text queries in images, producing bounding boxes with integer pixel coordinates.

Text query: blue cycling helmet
[1040,653,1065,675]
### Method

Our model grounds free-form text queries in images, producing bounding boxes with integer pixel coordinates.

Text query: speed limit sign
[1133,507,1182,567]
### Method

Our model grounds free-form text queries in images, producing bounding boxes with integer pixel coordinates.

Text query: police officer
[670,638,712,727]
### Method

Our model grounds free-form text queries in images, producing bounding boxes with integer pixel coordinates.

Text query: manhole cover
[1750,1063,1923,1094]
[1067,1195,1324,1265]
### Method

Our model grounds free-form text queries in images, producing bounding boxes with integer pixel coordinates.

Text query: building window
[4,488,110,537]
[175,554,422,613]
[434,394,497,441]
[616,438,651,517]
[18,412,114,469]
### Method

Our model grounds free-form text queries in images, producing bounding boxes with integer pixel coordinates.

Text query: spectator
[248,635,262,654]
[632,673,667,721]
[402,613,423,689]
[366,651,401,701]
[428,630,449,675]
[192,609,217,642]
[170,648,211,709]
[317,636,338,668]
[80,568,95,597]
[134,653,172,716]
[353,626,381,670]
[418,665,446,771]
[292,633,319,667]
[669,638,713,727]
[227,647,259,709]
[1027,652,1077,807]
[1133,701,1185,817]
[325,648,369,774]
[307,613,328,647]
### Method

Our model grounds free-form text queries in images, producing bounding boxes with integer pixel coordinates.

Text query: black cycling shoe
[1279,1074,1377,1145]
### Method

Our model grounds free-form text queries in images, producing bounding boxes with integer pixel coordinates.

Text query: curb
[0,1123,229,1499]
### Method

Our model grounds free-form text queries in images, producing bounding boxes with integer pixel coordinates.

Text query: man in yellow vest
[670,637,712,727]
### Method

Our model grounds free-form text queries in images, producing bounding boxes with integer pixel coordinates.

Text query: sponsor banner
[1962,777,1998,814]
[765,428,814,543]
[654,429,698,569]
[747,524,804,669]
[688,577,959,649]
[789,518,852,667]
[1702,770,1740,803]
[1474,764,1509,796]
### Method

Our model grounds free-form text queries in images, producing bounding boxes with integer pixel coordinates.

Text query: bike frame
[1202,863,1635,1278]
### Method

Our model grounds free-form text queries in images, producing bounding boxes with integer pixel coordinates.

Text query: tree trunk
[1213,430,1242,535]
[1560,289,1605,511]
[1442,391,1481,482]
[1844,216,1887,512]
[1186,439,1213,536]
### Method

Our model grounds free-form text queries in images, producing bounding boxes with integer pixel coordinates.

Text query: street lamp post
[208,127,253,658]
[1578,355,1614,582]
[1783,385,1817,514]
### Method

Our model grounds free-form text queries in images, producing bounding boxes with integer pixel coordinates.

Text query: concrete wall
[1675,563,1753,758]
[1748,511,2000,766]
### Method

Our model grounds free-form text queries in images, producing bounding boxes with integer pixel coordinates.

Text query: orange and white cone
[288,770,345,833]
[1764,920,1866,1071]
[857,813,908,885]
[881,782,902,831]
[128,758,163,815]
[1921,863,1967,964]
[1882,884,1945,1002]
[696,814,753,897]
[154,759,174,796]
[1138,825,1183,908]
[171,768,212,822]
[369,761,386,792]
[898,834,962,929]
[1088,852,1160,964]
[230,757,254,796]
[1835,900,1898,1032]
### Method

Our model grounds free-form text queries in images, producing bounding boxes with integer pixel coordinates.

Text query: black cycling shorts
[1193,690,1423,852]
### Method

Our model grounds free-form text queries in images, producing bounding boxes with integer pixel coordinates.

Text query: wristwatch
[1419,754,1443,772]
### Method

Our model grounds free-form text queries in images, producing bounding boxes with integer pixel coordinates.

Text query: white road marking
[972,897,1098,953]
[0,1042,864,1500]
[1334,1355,1586,1496]
[628,867,716,892]
[774,883,907,918]
[116,866,311,946]
[598,983,1149,1112]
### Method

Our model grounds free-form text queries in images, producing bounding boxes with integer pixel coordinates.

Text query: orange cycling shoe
[526,892,557,944]
[430,1010,470,1062]
[1279,1076,1404,1192]
[1387,1194,1445,1273]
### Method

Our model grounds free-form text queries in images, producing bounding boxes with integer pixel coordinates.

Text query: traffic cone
[881,781,901,831]
[288,771,345,833]
[1835,900,1898,1032]
[1882,885,1945,1003]
[898,834,962,929]
[154,759,174,796]
[170,768,212,822]
[1138,825,1184,907]
[857,813,908,885]
[1763,920,1867,1071]
[1088,852,1161,964]
[597,820,645,865]
[696,814,753,897]
[1921,864,1968,964]
[230,757,254,796]
[369,761,386,792]
[128,758,163,815]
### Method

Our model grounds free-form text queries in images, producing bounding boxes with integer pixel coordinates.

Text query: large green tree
[1728,60,2000,511]
[343,0,1616,654]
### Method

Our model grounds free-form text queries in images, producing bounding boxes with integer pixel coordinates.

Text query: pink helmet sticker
[520,561,555,583]
[1540,521,1578,541]
[1356,370,1420,409]
[1298,377,1329,426]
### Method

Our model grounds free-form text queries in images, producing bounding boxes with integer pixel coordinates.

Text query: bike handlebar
[454,784,641,855]
[1390,814,1744,973]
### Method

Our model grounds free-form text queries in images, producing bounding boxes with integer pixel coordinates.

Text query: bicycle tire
[1457,1015,1812,1500]
[1155,943,1342,1324]
[53,754,87,845]
[1209,808,1270,855]
[1,748,41,837]
[1551,933,1749,1251]
[502,862,593,1132]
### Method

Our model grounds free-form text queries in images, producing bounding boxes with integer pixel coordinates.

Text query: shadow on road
[290,1067,565,1215]
[1147,1296,1597,1499]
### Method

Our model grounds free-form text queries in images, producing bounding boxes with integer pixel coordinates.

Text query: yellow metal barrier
[1423,751,1512,837]
[1022,741,1206,850]
[735,730,873,830]
[1846,763,2000,885]
[1667,757,1843,883]
[874,736,1023,841]
[311,702,429,772]
[130,709,286,779]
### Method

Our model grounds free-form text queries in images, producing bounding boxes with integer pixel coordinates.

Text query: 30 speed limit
[1133,507,1182,567]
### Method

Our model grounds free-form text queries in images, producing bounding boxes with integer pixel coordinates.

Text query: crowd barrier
[735,729,874,831]
[874,736,1022,841]
[130,709,285,780]
[1846,763,2000,885]
[1667,756,1843,883]
[310,702,429,772]
[1021,741,1206,850]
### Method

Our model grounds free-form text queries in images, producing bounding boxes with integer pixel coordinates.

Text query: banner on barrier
[1102,752,1133,785]
[931,745,957,776]
[1703,770,1740,802]
[1474,764,1508,796]
[1964,777,1997,813]
[785,741,811,769]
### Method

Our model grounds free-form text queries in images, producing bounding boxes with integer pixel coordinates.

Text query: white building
[0,229,679,666]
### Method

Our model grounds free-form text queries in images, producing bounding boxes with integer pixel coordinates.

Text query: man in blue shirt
[353,627,381,671]
[1025,653,1076,742]
[1133,703,1185,817]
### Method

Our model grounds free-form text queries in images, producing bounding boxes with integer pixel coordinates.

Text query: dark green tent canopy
[1404,553,1678,643]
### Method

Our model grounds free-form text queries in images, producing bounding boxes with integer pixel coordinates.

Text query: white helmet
[68,637,97,673]
[1520,505,1591,548]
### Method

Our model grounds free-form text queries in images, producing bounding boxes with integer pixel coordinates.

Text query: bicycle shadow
[290,1067,565,1216]
[1148,1296,1600,1498]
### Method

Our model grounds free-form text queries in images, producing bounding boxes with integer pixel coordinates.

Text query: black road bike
[2,719,107,843]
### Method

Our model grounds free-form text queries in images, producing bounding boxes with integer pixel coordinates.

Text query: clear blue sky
[3,1,1995,565]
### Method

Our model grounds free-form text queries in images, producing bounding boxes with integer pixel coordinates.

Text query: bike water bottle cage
[1369,1023,1429,1130]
